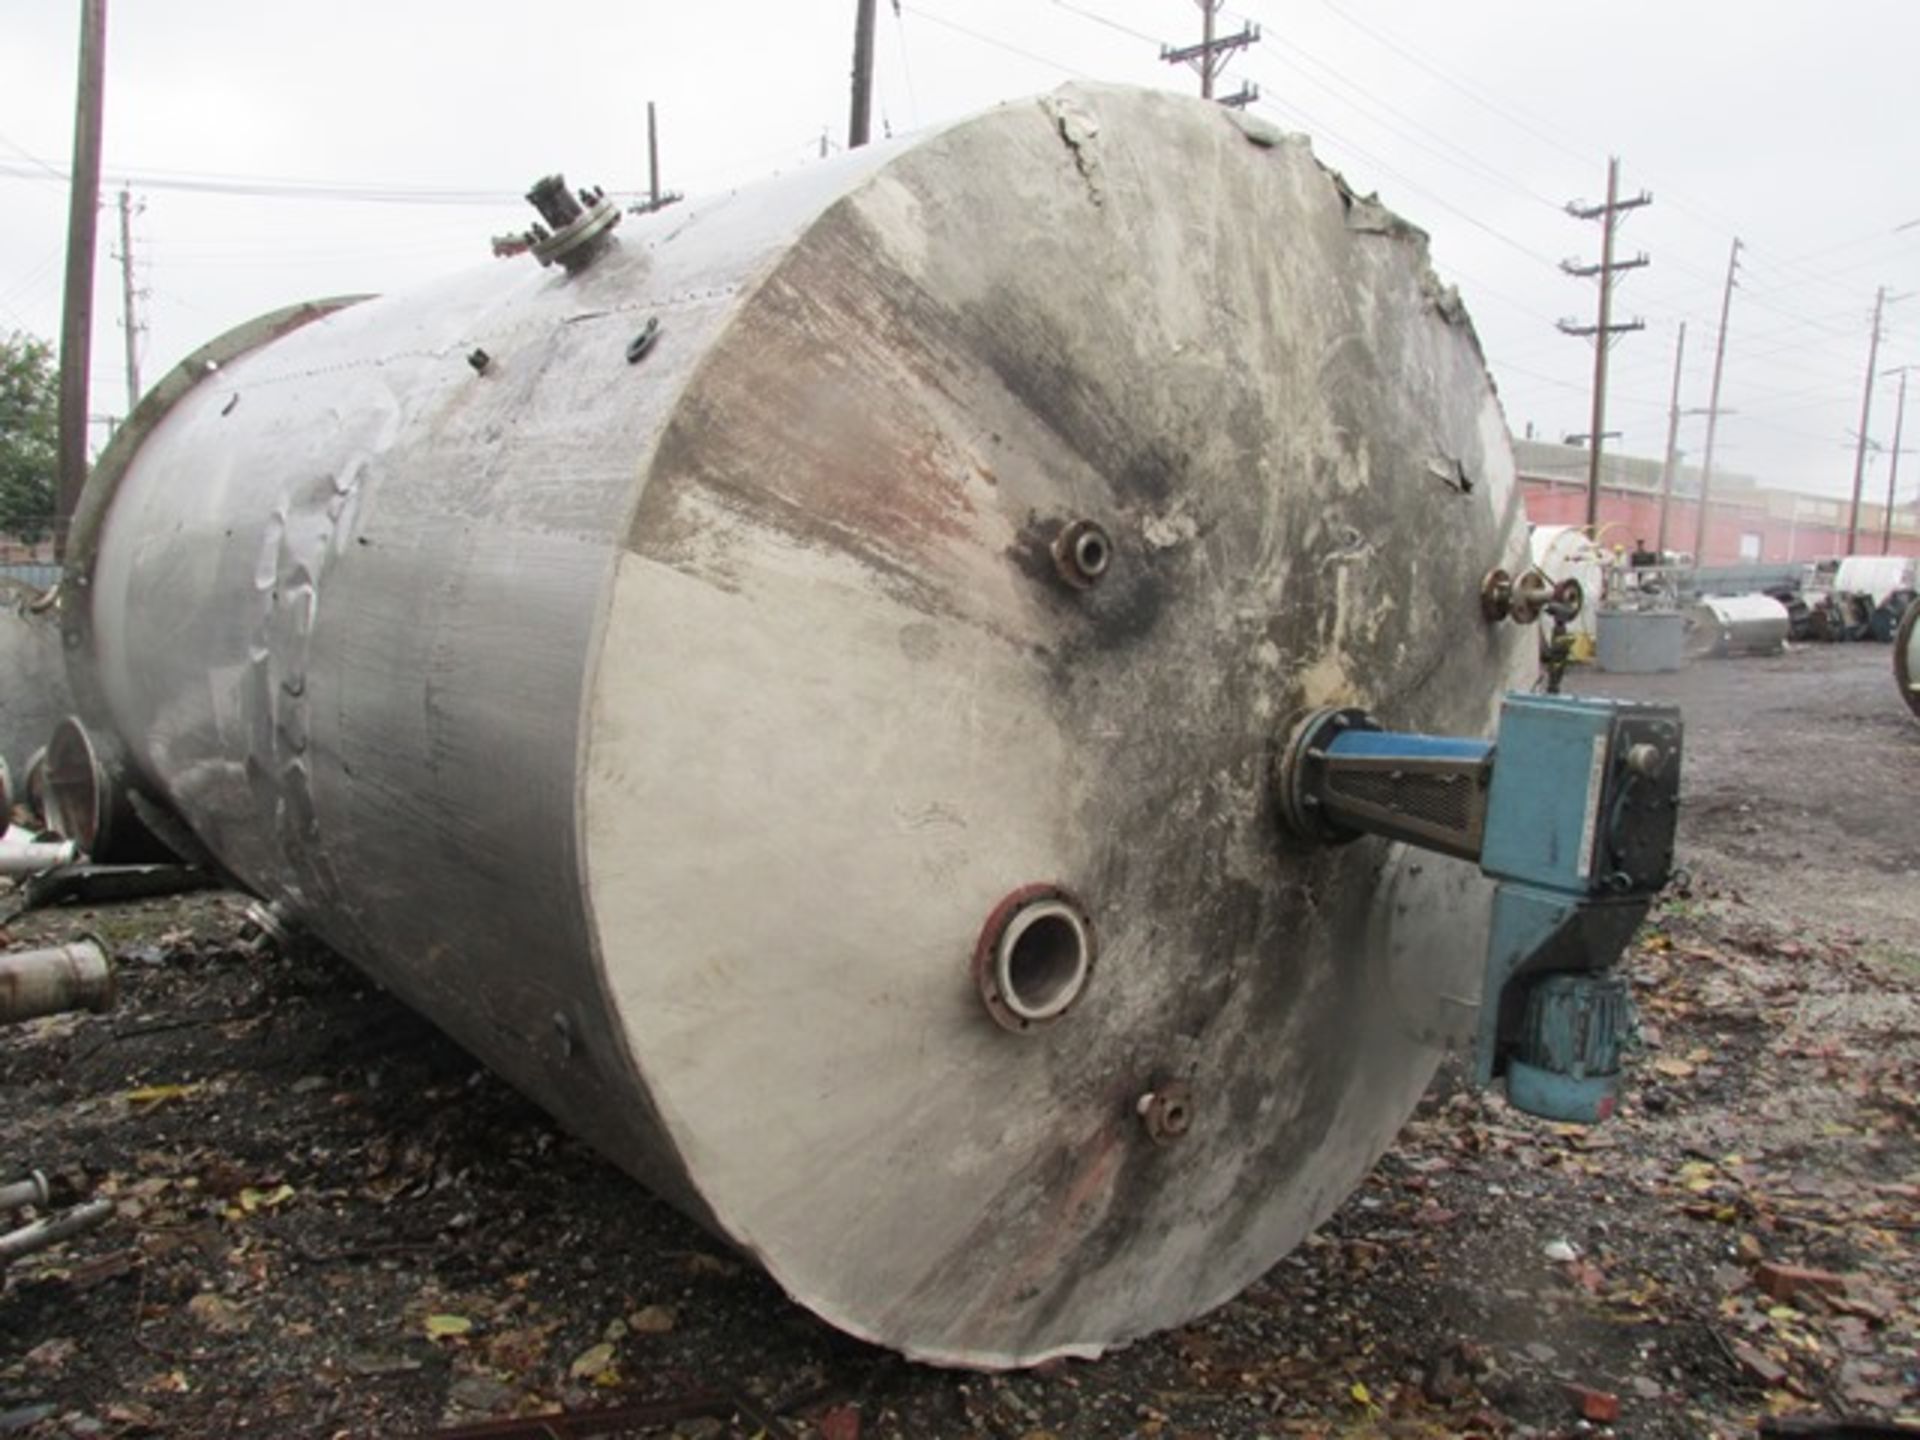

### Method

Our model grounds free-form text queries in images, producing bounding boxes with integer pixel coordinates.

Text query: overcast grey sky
[4,2,1919,504]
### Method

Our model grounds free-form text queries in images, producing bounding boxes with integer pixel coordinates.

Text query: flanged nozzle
[517,173,623,274]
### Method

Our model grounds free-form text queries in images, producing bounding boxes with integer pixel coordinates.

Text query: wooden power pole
[55,0,108,550]
[1655,321,1687,558]
[1691,237,1741,563]
[647,102,662,211]
[1881,366,1909,555]
[1559,157,1650,533]
[1161,1,1259,104]
[628,102,681,216]
[1845,285,1888,555]
[848,0,878,149]
[115,185,141,413]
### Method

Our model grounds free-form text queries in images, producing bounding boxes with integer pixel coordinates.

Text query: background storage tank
[1528,523,1604,652]
[63,85,1536,1367]
[0,583,70,798]
[1684,593,1792,658]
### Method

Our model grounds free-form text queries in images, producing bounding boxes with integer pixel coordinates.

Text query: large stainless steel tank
[65,85,1534,1366]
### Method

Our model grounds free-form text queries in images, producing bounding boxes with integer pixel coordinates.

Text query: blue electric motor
[1277,693,1683,1122]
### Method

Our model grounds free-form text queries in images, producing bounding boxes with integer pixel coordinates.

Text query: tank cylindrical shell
[1685,593,1791,657]
[67,86,1534,1366]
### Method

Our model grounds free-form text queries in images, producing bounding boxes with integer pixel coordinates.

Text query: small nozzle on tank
[525,174,585,230]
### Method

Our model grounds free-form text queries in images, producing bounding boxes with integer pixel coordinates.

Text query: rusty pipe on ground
[0,939,112,1024]
[0,1197,113,1264]
[0,1172,50,1213]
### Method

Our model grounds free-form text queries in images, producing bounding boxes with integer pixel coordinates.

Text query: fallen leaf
[1567,1384,1621,1423]
[425,1313,474,1340]
[568,1341,616,1380]
[125,1083,202,1106]
[237,1184,295,1214]
[185,1292,250,1335]
[24,1338,77,1372]
[1731,1340,1790,1388]
[627,1304,676,1335]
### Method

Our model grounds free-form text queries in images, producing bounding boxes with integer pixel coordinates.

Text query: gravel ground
[0,640,1915,1439]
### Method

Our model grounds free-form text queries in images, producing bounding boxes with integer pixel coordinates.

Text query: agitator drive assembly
[45,86,1683,1365]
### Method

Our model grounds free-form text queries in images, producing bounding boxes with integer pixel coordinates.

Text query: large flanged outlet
[972,885,1097,1032]
[43,716,109,855]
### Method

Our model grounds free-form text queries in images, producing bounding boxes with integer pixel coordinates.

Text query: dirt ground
[1,641,1915,1439]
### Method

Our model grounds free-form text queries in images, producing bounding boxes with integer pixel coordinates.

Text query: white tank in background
[1832,554,1917,609]
[1684,593,1792,657]
[1528,524,1604,645]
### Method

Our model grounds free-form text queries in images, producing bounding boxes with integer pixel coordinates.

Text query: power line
[897,4,1089,77]
[1243,88,1564,273]
[1048,0,1163,46]
[1224,5,1569,216]
[0,157,528,207]
[890,0,920,126]
[1311,0,1600,169]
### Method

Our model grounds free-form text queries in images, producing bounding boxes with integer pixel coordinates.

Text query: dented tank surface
[65,86,1537,1366]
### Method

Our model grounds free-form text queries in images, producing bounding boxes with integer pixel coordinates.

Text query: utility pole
[114,186,142,413]
[1692,237,1742,563]
[1655,321,1687,558]
[1881,367,1909,555]
[849,0,878,149]
[1845,285,1888,555]
[55,0,108,552]
[627,103,682,216]
[1161,1,1259,102]
[647,103,661,210]
[1559,157,1651,532]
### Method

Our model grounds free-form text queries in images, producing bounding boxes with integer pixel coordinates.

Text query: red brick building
[1515,439,1920,564]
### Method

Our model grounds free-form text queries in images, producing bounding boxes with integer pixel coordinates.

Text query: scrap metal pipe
[0,939,112,1024]
[62,86,1535,1366]
[0,1197,113,1264]
[0,832,79,876]
[0,1172,50,1213]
